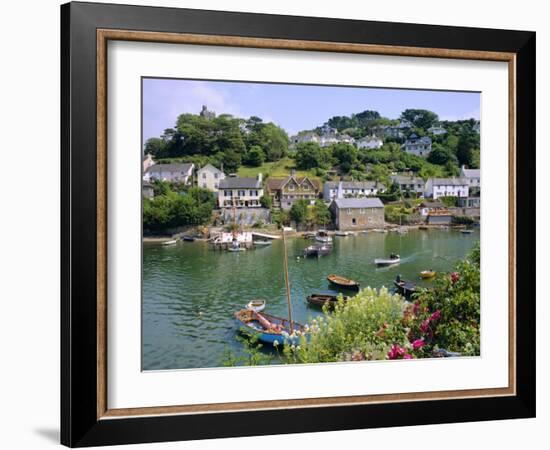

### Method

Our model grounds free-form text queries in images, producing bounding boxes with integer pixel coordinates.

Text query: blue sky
[142,78,480,141]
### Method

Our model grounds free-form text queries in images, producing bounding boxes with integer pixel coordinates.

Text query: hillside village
[142,105,480,234]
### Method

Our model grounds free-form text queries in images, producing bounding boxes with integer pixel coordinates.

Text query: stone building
[330,197,385,231]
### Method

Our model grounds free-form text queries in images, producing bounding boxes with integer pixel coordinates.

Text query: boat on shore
[246,299,266,312]
[394,275,417,298]
[303,232,316,240]
[327,274,360,291]
[373,228,388,234]
[374,253,400,266]
[420,270,436,279]
[315,230,333,243]
[234,309,303,345]
[303,244,332,258]
[162,239,178,246]
[419,225,429,230]
[335,231,353,237]
[460,229,474,234]
[307,293,349,309]
[181,235,195,242]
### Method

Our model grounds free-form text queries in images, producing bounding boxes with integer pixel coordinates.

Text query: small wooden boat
[234,309,303,345]
[394,276,417,298]
[246,299,266,312]
[307,293,349,308]
[374,253,400,266]
[420,270,436,279]
[460,229,474,234]
[335,231,353,237]
[315,230,333,243]
[303,244,332,258]
[162,239,178,246]
[181,235,195,242]
[253,240,272,246]
[303,232,316,240]
[327,274,360,290]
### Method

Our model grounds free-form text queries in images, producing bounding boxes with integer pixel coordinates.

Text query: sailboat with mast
[234,229,305,346]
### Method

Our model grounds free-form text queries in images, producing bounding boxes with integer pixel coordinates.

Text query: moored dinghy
[394,275,417,298]
[162,239,178,246]
[234,309,303,345]
[246,299,266,312]
[327,274,360,291]
[303,243,332,258]
[315,230,333,243]
[419,270,436,279]
[307,293,349,309]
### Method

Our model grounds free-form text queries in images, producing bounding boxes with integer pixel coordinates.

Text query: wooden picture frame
[61,1,535,447]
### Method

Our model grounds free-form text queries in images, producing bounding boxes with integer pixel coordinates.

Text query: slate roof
[461,168,480,179]
[146,163,194,174]
[266,176,320,192]
[390,175,425,185]
[325,181,385,190]
[333,198,384,209]
[218,177,261,189]
[430,178,469,186]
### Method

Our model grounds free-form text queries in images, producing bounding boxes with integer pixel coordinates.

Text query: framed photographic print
[61,1,536,447]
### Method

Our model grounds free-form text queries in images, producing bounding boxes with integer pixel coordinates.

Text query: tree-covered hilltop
[144,107,479,184]
[144,112,289,173]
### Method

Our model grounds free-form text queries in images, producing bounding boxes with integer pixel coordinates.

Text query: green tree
[313,200,331,227]
[295,142,331,170]
[400,109,439,130]
[244,145,265,167]
[144,137,167,159]
[456,131,480,168]
[331,143,358,173]
[289,199,309,227]
[427,144,458,166]
[260,194,272,209]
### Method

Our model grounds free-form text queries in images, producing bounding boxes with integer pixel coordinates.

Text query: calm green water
[142,229,479,370]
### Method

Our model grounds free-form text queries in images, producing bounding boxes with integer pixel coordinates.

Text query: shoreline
[143,223,477,242]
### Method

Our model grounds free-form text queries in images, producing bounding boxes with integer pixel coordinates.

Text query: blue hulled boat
[234,309,303,346]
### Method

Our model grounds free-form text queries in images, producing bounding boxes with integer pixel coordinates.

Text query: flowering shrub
[283,287,411,364]
[409,242,480,356]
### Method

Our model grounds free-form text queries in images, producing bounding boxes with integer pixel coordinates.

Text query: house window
[214,173,219,179]
[238,190,246,197]
[347,208,352,215]
[224,190,232,197]
[352,218,357,226]
[288,185,295,191]
[202,173,207,179]
[202,182,207,188]
[303,185,309,190]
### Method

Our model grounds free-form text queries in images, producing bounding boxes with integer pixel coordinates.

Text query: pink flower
[413,301,420,315]
[387,344,412,360]
[430,310,441,322]
[412,338,425,350]
[420,319,431,333]
[450,272,460,284]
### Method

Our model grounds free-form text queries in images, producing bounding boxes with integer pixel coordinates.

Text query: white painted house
[142,153,155,172]
[425,178,469,199]
[323,181,386,201]
[290,131,319,146]
[143,163,195,184]
[390,175,426,195]
[402,134,432,157]
[218,174,264,208]
[197,164,225,192]
[428,126,447,136]
[356,136,383,150]
[460,165,481,192]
